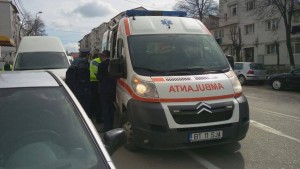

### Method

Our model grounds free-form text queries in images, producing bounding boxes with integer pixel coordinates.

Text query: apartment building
[78,7,146,56]
[212,0,300,67]
[0,0,20,62]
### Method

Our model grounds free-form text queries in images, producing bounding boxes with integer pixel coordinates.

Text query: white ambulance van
[108,10,249,151]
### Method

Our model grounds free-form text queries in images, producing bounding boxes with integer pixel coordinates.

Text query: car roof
[0,71,59,88]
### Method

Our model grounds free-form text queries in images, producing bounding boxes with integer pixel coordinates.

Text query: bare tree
[19,11,47,40]
[173,0,219,21]
[26,17,46,36]
[229,25,243,62]
[256,0,300,70]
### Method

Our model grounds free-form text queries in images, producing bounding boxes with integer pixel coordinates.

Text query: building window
[293,12,300,24]
[246,1,255,11]
[231,5,237,16]
[224,13,228,21]
[266,44,277,54]
[265,19,278,30]
[214,29,224,38]
[245,24,255,34]
[294,42,300,54]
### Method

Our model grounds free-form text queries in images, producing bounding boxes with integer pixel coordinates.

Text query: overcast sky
[20,0,178,53]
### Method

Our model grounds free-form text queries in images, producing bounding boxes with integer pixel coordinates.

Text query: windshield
[128,34,229,76]
[14,52,69,70]
[0,87,106,169]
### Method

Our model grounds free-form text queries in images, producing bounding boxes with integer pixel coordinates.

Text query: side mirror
[103,128,126,155]
[109,58,127,79]
[226,55,234,69]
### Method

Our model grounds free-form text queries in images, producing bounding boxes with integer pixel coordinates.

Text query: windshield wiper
[164,67,230,75]
[133,66,165,73]
[167,67,205,72]
[202,68,230,73]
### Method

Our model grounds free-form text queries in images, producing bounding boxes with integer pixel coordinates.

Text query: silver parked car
[0,71,125,169]
[234,62,267,85]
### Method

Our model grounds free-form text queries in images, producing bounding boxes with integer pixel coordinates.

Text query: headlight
[131,75,159,98]
[225,70,242,94]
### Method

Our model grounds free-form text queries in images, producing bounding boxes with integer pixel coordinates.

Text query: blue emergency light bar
[125,10,187,17]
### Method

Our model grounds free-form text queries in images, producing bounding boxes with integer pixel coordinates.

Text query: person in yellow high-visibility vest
[89,53,102,123]
[1,63,12,71]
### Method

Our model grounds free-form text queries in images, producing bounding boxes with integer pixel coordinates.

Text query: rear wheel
[271,79,282,90]
[238,75,246,85]
[121,111,140,152]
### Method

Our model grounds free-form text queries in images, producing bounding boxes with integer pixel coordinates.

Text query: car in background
[267,67,300,90]
[67,55,74,64]
[234,62,267,85]
[13,36,70,80]
[0,71,125,169]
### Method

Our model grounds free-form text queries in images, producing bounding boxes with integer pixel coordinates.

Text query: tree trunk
[276,42,280,73]
[285,32,295,70]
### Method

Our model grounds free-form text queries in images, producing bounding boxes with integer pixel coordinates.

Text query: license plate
[189,130,223,142]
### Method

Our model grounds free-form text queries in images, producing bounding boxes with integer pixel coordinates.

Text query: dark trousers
[100,94,115,130]
[90,81,101,121]
[77,94,90,115]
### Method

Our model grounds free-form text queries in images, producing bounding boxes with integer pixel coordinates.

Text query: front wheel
[122,111,140,152]
[271,79,283,90]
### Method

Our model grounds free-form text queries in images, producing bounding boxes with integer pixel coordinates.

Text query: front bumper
[246,75,266,81]
[126,95,249,150]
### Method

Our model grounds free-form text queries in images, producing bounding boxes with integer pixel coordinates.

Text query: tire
[121,111,140,152]
[271,79,282,90]
[238,75,246,85]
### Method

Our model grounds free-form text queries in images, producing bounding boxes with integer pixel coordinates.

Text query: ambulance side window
[117,39,124,59]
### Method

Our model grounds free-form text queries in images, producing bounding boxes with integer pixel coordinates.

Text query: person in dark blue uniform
[97,50,116,132]
[66,48,90,115]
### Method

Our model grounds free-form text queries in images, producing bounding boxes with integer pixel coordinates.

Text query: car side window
[293,68,300,74]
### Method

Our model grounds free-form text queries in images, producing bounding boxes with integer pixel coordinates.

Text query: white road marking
[250,107,300,121]
[250,120,300,143]
[184,150,220,169]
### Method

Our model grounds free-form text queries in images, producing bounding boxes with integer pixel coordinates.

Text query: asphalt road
[108,84,300,169]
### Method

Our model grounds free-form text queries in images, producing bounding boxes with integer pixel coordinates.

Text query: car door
[288,68,300,88]
[250,63,267,79]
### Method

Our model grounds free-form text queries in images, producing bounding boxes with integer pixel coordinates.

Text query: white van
[108,10,249,151]
[13,36,70,80]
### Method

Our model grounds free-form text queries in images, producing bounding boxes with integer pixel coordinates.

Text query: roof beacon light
[125,10,187,17]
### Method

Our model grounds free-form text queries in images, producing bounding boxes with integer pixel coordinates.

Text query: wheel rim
[123,121,133,143]
[239,76,245,84]
[272,80,281,90]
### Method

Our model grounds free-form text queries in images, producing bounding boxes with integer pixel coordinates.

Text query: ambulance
[107,10,249,151]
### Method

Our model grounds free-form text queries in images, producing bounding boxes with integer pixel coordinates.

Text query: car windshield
[14,52,69,70]
[128,34,229,76]
[250,63,265,70]
[0,87,106,169]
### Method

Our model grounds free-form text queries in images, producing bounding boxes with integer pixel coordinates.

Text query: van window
[14,52,69,70]
[117,39,124,59]
[128,34,229,76]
